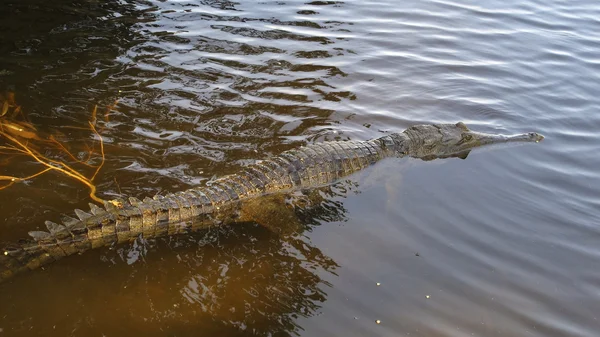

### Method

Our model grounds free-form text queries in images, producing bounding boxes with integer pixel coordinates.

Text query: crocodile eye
[463,134,473,141]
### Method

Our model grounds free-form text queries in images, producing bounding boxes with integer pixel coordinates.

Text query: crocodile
[0,122,544,282]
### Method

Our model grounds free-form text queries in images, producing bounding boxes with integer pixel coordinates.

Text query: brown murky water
[1,0,600,336]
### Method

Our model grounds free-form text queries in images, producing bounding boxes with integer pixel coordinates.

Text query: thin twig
[89,121,105,182]
[0,181,15,190]
[1,132,103,203]
[113,177,122,195]
[0,168,53,190]
[48,135,96,167]
[0,168,52,181]
[0,94,111,203]
[91,105,98,126]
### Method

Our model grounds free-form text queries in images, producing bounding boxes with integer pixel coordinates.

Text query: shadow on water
[0,147,469,336]
[0,185,353,336]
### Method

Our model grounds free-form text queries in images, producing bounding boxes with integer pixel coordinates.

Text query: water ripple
[1,0,600,336]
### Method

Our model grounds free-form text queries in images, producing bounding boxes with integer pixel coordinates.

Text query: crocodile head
[401,122,544,160]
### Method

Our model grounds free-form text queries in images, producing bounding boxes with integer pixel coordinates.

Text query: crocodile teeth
[153,195,164,201]
[45,221,67,235]
[143,197,153,203]
[74,209,92,221]
[89,203,104,215]
[60,215,80,228]
[28,231,52,241]
[128,197,142,206]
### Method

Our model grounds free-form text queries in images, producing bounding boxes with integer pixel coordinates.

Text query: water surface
[1,0,599,336]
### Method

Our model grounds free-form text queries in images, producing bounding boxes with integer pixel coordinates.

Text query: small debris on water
[426,295,430,299]
[109,199,123,208]
[376,320,381,324]
[376,282,381,286]
[415,252,420,257]
[3,251,7,256]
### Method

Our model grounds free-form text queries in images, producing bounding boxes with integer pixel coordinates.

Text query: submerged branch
[0,168,53,190]
[1,132,104,202]
[0,93,115,203]
[89,121,105,182]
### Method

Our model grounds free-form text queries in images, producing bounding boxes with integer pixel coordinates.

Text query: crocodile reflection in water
[0,122,544,282]
[0,198,344,336]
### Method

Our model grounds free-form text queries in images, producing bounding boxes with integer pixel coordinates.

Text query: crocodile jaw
[471,131,545,147]
[403,122,544,160]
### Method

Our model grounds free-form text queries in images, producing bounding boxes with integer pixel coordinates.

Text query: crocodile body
[0,122,544,282]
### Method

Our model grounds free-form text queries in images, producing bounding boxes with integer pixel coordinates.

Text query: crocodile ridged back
[0,136,400,282]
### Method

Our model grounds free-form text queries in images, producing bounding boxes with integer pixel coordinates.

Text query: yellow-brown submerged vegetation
[0,90,117,203]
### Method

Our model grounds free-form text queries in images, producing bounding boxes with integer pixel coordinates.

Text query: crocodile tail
[0,198,145,282]
[0,188,245,283]
[0,203,109,282]
[0,137,395,282]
